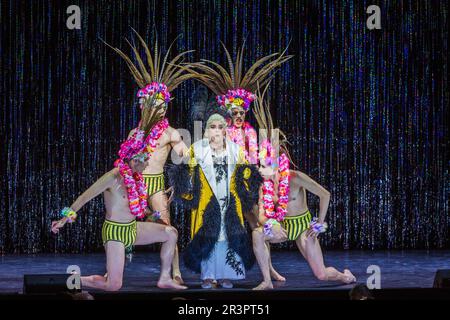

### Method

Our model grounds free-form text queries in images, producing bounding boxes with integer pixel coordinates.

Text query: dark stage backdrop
[1,0,448,253]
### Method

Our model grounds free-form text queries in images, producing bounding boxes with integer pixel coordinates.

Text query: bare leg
[267,243,286,281]
[81,241,125,291]
[135,221,187,289]
[149,191,183,284]
[246,206,284,282]
[252,228,273,290]
[296,232,356,284]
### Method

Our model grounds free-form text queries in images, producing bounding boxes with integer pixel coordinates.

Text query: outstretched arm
[295,171,330,224]
[69,170,116,212]
[51,170,116,233]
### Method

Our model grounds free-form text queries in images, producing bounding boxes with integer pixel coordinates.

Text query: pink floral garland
[226,122,259,164]
[114,118,169,219]
[114,160,148,219]
[262,153,290,222]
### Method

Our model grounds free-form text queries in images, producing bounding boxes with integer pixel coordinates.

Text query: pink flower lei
[226,122,259,164]
[114,118,169,219]
[114,159,148,219]
[262,153,290,222]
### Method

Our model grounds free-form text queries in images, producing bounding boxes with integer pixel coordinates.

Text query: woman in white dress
[169,114,263,289]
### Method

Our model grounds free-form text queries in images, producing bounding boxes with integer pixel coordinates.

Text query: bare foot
[173,274,184,285]
[252,281,274,290]
[270,269,286,282]
[343,269,356,284]
[157,278,187,290]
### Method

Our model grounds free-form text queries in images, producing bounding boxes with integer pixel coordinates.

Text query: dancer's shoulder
[290,170,305,183]
[107,168,121,181]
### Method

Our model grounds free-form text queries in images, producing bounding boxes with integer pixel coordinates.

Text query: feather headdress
[253,82,295,167]
[185,41,293,113]
[104,28,201,108]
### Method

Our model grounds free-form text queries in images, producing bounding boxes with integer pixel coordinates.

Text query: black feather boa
[167,164,201,210]
[168,163,261,273]
[234,164,264,214]
[183,196,221,272]
[183,195,255,273]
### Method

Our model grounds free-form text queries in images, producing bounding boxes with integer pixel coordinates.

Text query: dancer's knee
[164,225,178,242]
[105,279,122,291]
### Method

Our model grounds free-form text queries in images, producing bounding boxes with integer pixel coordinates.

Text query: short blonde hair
[204,113,227,138]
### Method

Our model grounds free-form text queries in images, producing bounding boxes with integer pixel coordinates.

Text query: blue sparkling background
[1,0,448,253]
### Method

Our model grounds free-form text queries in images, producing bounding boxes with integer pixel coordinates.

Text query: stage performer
[106,30,201,284]
[51,106,187,291]
[184,42,292,282]
[251,86,356,290]
[168,114,262,289]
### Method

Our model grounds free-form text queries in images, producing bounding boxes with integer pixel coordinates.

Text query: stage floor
[0,250,449,293]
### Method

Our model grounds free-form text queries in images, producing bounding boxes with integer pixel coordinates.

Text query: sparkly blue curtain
[1,0,448,253]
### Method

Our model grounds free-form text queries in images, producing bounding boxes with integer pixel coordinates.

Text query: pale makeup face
[207,120,226,143]
[258,161,276,179]
[230,106,246,128]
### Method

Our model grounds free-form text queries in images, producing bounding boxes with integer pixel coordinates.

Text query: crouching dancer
[51,108,187,291]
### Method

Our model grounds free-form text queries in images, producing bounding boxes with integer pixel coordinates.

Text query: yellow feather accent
[243,167,251,179]
[230,171,244,225]
[188,145,247,239]
[182,193,193,200]
[190,169,213,239]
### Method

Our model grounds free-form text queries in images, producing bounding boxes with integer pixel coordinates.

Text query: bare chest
[104,180,129,206]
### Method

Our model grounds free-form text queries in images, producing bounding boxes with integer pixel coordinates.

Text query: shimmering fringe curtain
[1,0,448,253]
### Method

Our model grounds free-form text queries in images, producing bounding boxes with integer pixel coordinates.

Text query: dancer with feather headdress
[104,29,202,284]
[50,104,187,290]
[251,84,356,290]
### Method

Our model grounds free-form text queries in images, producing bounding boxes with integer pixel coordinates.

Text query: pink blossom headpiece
[137,82,171,105]
[216,88,255,112]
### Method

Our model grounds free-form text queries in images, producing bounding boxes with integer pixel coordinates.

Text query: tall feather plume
[253,82,296,167]
[103,28,199,91]
[131,27,155,81]
[183,40,293,98]
[220,41,236,87]
[139,96,163,135]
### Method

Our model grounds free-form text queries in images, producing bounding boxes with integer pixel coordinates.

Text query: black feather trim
[167,164,201,210]
[234,164,263,214]
[183,197,221,273]
[225,196,256,271]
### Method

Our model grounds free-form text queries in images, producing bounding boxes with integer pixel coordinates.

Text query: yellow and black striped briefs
[282,210,312,240]
[143,173,165,197]
[102,219,137,249]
